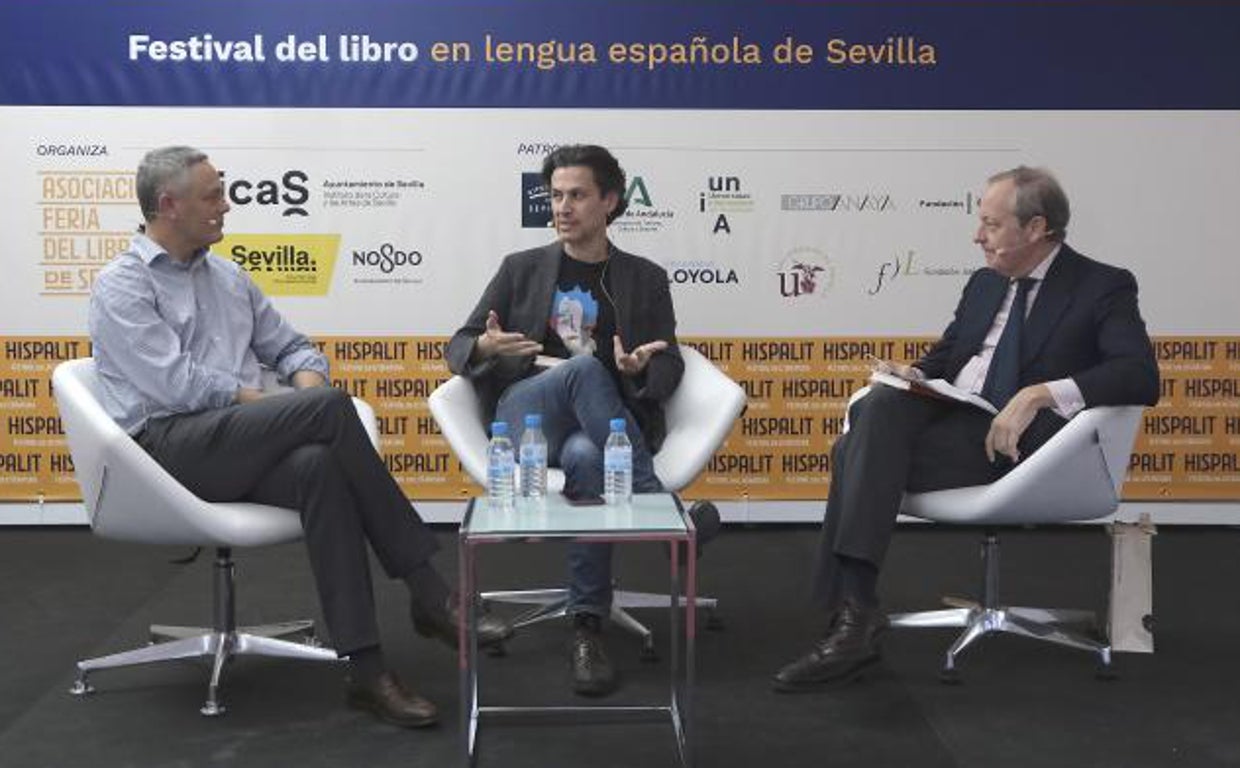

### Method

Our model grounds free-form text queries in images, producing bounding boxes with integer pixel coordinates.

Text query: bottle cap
[491,421,509,436]
[524,413,542,428]
[609,418,626,432]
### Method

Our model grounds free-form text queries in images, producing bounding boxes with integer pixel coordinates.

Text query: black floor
[0,524,1236,768]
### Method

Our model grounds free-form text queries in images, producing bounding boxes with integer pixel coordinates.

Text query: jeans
[495,355,663,617]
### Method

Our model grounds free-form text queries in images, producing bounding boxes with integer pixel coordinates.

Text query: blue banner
[2,1,1238,109]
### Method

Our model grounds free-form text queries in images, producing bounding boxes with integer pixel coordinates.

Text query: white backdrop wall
[2,1,1238,523]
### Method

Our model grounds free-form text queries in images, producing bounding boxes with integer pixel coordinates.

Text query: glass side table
[458,492,697,767]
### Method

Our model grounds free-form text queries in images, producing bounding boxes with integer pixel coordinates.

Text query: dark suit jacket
[915,244,1159,447]
[445,242,684,450]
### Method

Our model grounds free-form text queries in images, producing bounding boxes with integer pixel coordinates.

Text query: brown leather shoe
[347,671,438,728]
[772,601,888,692]
[412,594,514,650]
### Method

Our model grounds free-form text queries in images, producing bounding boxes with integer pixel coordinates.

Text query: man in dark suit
[446,145,716,697]
[773,166,1159,691]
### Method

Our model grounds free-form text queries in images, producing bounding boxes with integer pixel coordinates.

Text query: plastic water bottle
[603,417,633,506]
[519,413,548,501]
[487,421,516,511]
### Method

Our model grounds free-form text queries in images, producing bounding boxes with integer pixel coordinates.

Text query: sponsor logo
[666,259,739,287]
[867,249,979,295]
[521,172,552,229]
[780,193,895,212]
[916,191,980,214]
[219,169,309,217]
[349,242,425,285]
[775,247,835,299]
[699,175,755,213]
[322,177,425,210]
[614,174,675,235]
[699,175,754,235]
[220,233,339,296]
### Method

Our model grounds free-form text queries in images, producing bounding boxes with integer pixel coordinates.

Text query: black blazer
[916,244,1158,442]
[445,242,684,450]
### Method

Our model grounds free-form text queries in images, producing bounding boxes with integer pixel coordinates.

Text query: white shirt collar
[1024,243,1061,282]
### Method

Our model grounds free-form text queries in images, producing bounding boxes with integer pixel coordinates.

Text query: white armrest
[428,375,491,487]
[654,346,747,491]
[53,358,381,546]
[901,406,1145,525]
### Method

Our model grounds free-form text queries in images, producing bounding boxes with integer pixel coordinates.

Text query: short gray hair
[136,146,209,223]
[987,166,1070,242]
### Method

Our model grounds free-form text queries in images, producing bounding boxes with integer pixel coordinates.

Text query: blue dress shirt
[89,234,330,434]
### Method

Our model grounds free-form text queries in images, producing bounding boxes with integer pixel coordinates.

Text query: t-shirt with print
[542,252,617,376]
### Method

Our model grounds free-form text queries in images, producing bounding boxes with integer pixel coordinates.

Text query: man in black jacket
[773,166,1160,691]
[446,145,694,696]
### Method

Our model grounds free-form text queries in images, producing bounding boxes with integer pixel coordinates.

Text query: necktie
[981,277,1036,410]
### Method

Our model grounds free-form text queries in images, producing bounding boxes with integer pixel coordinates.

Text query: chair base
[888,531,1112,679]
[889,603,1112,676]
[69,548,340,716]
[481,588,720,657]
[71,624,338,716]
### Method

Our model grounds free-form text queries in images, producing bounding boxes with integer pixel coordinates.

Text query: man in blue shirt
[90,146,510,728]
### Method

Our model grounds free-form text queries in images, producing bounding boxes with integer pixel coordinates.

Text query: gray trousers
[137,386,438,655]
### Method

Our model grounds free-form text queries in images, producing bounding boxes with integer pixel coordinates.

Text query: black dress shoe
[347,671,439,728]
[687,500,721,556]
[772,601,888,692]
[570,614,617,697]
[412,594,514,650]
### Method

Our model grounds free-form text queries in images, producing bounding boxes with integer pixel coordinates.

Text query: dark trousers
[137,386,439,655]
[814,385,1063,610]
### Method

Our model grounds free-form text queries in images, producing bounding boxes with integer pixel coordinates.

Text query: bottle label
[520,445,547,464]
[604,448,631,472]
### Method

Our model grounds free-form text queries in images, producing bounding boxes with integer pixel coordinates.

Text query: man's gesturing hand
[474,310,543,361]
[614,336,668,376]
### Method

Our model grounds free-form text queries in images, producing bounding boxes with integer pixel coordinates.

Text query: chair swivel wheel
[640,645,659,663]
[938,667,962,686]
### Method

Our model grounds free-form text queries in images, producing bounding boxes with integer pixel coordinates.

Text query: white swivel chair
[864,391,1145,681]
[52,358,380,716]
[429,345,746,656]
